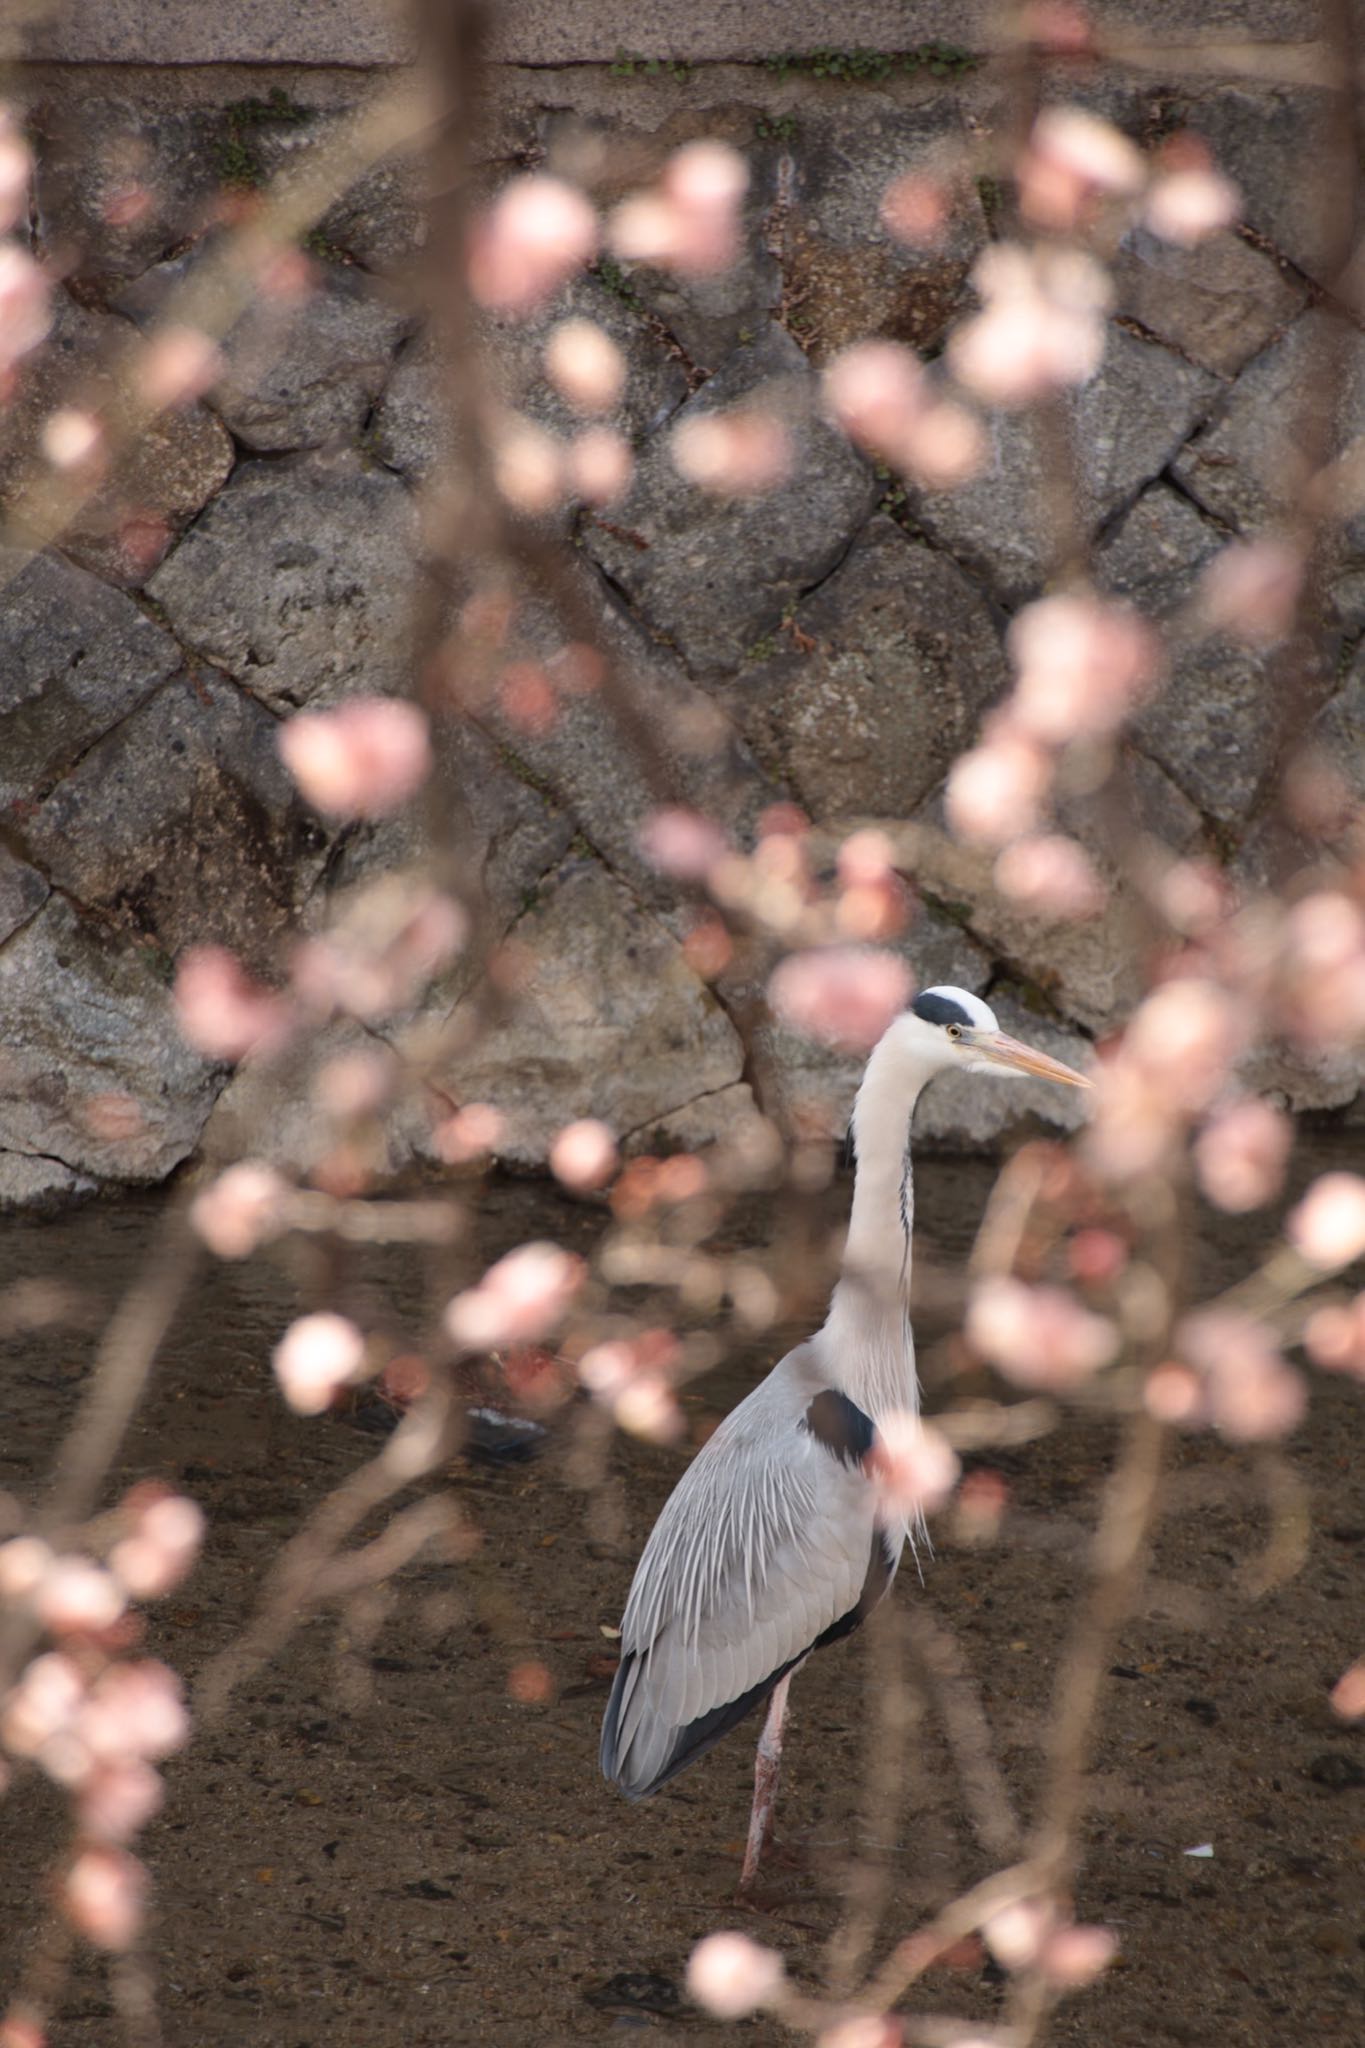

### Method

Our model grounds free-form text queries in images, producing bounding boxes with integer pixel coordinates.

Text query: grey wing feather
[601,1345,892,1799]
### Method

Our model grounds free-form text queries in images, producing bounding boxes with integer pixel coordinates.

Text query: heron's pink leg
[739,1673,791,1893]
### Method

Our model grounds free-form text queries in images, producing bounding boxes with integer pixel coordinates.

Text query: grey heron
[600,986,1090,1890]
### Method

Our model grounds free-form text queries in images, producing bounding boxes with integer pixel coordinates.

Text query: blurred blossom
[0,110,31,232]
[468,175,598,314]
[1279,893,1365,1048]
[491,414,565,513]
[32,1560,126,1638]
[1019,107,1144,232]
[1177,1309,1306,1443]
[315,1047,396,1120]
[823,341,926,456]
[1143,1360,1205,1425]
[292,879,467,1022]
[271,1312,367,1416]
[818,2021,902,2048]
[566,425,633,506]
[968,1277,1117,1389]
[174,946,292,1063]
[686,1931,785,2019]
[497,659,558,734]
[1041,1924,1118,1987]
[838,830,898,885]
[0,242,50,377]
[881,171,950,247]
[1194,1099,1291,1213]
[1008,592,1157,743]
[1286,1172,1365,1271]
[611,1155,708,1221]
[138,323,222,408]
[550,1118,618,1192]
[82,1660,188,1763]
[1,1651,85,1759]
[948,244,1111,407]
[1125,978,1242,1115]
[189,1160,289,1259]
[434,1101,505,1164]
[945,722,1051,847]
[1157,859,1229,937]
[638,806,728,881]
[0,1537,53,1601]
[671,410,791,495]
[1022,2,1095,52]
[62,1847,148,1951]
[984,1898,1051,1970]
[78,1758,163,1843]
[1331,1661,1365,1719]
[278,698,432,820]
[445,1242,584,1351]
[610,141,748,277]
[867,1413,960,1521]
[1068,1227,1127,1285]
[544,317,626,413]
[40,407,104,472]
[1144,163,1239,246]
[683,914,733,978]
[769,947,912,1051]
[109,1492,205,1601]
[952,1467,1009,1544]
[1198,537,1303,646]
[613,1375,685,1445]
[900,400,986,488]
[995,835,1106,919]
[1303,1298,1365,1380]
[507,1660,553,1704]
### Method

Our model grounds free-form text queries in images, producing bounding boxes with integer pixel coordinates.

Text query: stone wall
[2,3,1360,1205]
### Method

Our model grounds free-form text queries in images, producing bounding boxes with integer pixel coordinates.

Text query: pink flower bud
[189,1161,289,1259]
[32,1561,126,1638]
[550,1119,618,1192]
[1198,538,1303,646]
[1177,1309,1305,1443]
[611,141,747,276]
[867,1413,960,1520]
[1331,1660,1365,1720]
[613,1375,684,1445]
[671,411,791,495]
[995,835,1107,919]
[1194,1099,1291,1213]
[62,1847,148,1951]
[984,1898,1052,1970]
[173,947,292,1064]
[946,727,1051,847]
[967,1277,1118,1389]
[433,1101,504,1164]
[1280,893,1365,1048]
[469,175,598,314]
[686,1931,785,2019]
[109,1495,205,1601]
[444,1243,584,1351]
[271,1312,367,1415]
[948,244,1111,408]
[823,340,926,456]
[0,1537,54,1601]
[566,425,633,506]
[81,1661,189,1762]
[1144,165,1239,246]
[1125,978,1241,1115]
[543,318,626,414]
[1,1651,86,1758]
[1008,593,1157,743]
[40,407,103,472]
[77,1758,164,1842]
[1287,1173,1365,1271]
[1040,1923,1118,1986]
[138,324,222,408]
[0,244,51,375]
[278,699,432,820]
[881,172,950,247]
[1303,1298,1365,1380]
[637,806,729,881]
[1019,107,1144,233]
[768,948,912,1052]
[491,415,565,513]
[1143,1361,1205,1425]
[0,110,31,234]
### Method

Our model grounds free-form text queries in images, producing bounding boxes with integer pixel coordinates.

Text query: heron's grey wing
[601,1353,896,1799]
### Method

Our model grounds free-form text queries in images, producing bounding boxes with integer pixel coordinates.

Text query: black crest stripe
[911,991,973,1028]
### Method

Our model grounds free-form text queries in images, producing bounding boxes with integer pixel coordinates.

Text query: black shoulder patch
[911,990,973,1028]
[801,1388,875,1468]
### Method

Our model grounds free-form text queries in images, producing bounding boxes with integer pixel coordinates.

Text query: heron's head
[892,984,1092,1089]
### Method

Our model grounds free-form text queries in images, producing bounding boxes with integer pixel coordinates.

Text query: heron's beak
[969,1030,1093,1088]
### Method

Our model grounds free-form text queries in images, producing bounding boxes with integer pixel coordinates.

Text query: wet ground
[1,1147,1363,2046]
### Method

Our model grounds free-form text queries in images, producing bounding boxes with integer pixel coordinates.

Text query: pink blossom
[41,407,103,472]
[0,244,51,376]
[867,1413,960,1521]
[1280,893,1365,1049]
[822,341,926,457]
[1008,592,1157,743]
[995,835,1106,919]
[468,175,598,314]
[948,243,1111,408]
[1041,1923,1118,1987]
[686,1931,785,2019]
[1144,165,1239,246]
[82,1661,189,1763]
[838,829,898,888]
[1125,978,1242,1115]
[1287,1173,1365,1271]
[433,1101,505,1164]
[62,1847,148,1951]
[1198,537,1303,646]
[881,172,950,247]
[967,1276,1118,1389]
[1331,1661,1365,1719]
[0,2009,46,2048]
[1018,107,1144,232]
[77,1758,164,1843]
[638,806,728,881]
[138,324,222,407]
[0,110,31,234]
[109,1494,205,1601]
[544,318,626,413]
[817,2020,902,2048]
[1177,1309,1306,1443]
[173,946,292,1063]
[0,1537,54,1601]
[1303,1298,1365,1380]
[610,141,747,277]
[497,660,558,734]
[566,425,633,506]
[898,401,986,488]
[1143,1361,1205,1426]
[768,947,912,1052]
[491,414,565,513]
[32,1560,126,1638]
[315,1048,397,1120]
[671,410,791,495]
[292,883,467,1022]
[945,724,1052,847]
[278,698,432,820]
[189,1161,289,1259]
[984,1897,1051,1970]
[271,1312,367,1415]
[1157,859,1229,937]
[1194,1099,1291,1213]
[444,1243,584,1351]
[550,1119,618,1192]
[1,1651,86,1758]
[613,1376,685,1445]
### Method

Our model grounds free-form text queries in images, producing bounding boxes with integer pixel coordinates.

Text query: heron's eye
[945,1023,963,1041]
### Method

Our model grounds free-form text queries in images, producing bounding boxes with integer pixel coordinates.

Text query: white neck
[818,1030,941,1420]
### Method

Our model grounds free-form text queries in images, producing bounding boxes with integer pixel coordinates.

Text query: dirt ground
[1,1146,1363,2047]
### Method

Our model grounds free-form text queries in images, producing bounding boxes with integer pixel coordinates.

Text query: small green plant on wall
[765,44,979,83]
[610,47,693,81]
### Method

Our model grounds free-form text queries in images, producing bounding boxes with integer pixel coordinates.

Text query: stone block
[147,451,418,712]
[0,851,50,947]
[582,321,878,673]
[1183,85,1339,285]
[1112,228,1305,378]
[31,93,234,281]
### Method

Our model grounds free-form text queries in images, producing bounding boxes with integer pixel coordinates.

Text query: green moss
[975,174,1004,229]
[610,46,693,81]
[745,633,779,662]
[216,87,312,192]
[756,113,798,142]
[592,256,643,310]
[765,43,979,83]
